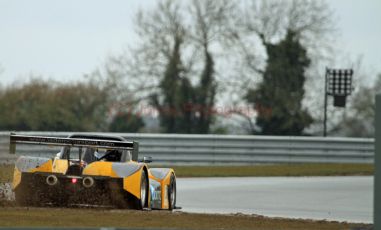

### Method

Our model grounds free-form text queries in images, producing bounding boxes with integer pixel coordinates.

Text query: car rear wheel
[168,173,176,210]
[137,170,148,210]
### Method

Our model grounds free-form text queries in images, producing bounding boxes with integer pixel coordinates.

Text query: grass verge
[0,207,371,230]
[169,163,374,177]
[0,163,374,182]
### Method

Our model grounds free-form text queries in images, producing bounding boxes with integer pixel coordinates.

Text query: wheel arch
[121,164,149,201]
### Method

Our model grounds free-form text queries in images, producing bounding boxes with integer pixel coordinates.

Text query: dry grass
[0,207,371,230]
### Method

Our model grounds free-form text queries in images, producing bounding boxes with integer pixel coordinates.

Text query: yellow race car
[10,133,177,210]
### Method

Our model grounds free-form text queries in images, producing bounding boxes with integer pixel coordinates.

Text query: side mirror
[142,156,153,163]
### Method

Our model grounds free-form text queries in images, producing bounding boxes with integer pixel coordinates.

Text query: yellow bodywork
[30,159,53,173]
[12,168,22,190]
[124,169,142,199]
[13,159,54,189]
[82,162,119,178]
[52,159,69,174]
[149,169,175,209]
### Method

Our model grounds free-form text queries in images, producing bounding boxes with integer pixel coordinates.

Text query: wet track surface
[176,176,373,223]
[1,176,373,223]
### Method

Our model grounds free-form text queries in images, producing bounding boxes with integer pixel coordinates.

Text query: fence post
[375,94,381,228]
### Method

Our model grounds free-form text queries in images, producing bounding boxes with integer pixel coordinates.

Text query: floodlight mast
[323,68,328,137]
[323,68,354,137]
[375,94,381,228]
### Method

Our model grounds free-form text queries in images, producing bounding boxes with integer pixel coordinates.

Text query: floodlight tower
[323,68,354,137]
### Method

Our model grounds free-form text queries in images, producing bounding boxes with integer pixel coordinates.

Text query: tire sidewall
[139,170,148,209]
[168,174,176,210]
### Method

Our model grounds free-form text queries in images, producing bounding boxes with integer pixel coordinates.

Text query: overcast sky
[0,0,380,86]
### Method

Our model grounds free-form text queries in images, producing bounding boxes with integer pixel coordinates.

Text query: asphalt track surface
[176,176,373,223]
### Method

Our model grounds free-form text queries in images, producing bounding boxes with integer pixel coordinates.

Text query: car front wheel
[168,173,176,210]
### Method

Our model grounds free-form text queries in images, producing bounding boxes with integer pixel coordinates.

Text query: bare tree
[226,0,336,134]
[103,0,238,133]
[187,0,236,133]
[92,0,190,130]
[241,0,335,50]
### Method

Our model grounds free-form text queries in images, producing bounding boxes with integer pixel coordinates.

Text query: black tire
[137,170,148,210]
[168,173,176,210]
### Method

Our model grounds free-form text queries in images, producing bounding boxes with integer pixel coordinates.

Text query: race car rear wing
[9,134,136,154]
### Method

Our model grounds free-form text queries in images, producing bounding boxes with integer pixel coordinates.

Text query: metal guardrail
[0,131,374,165]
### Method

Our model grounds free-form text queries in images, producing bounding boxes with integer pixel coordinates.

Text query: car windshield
[60,147,107,162]
[59,146,124,163]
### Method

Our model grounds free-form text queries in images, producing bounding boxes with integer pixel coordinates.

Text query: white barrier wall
[0,131,374,165]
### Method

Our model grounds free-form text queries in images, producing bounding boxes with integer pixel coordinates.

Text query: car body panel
[124,169,143,199]
[52,159,69,174]
[148,168,175,209]
[15,156,52,173]
[12,167,22,190]
[82,161,119,178]
[10,133,176,210]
